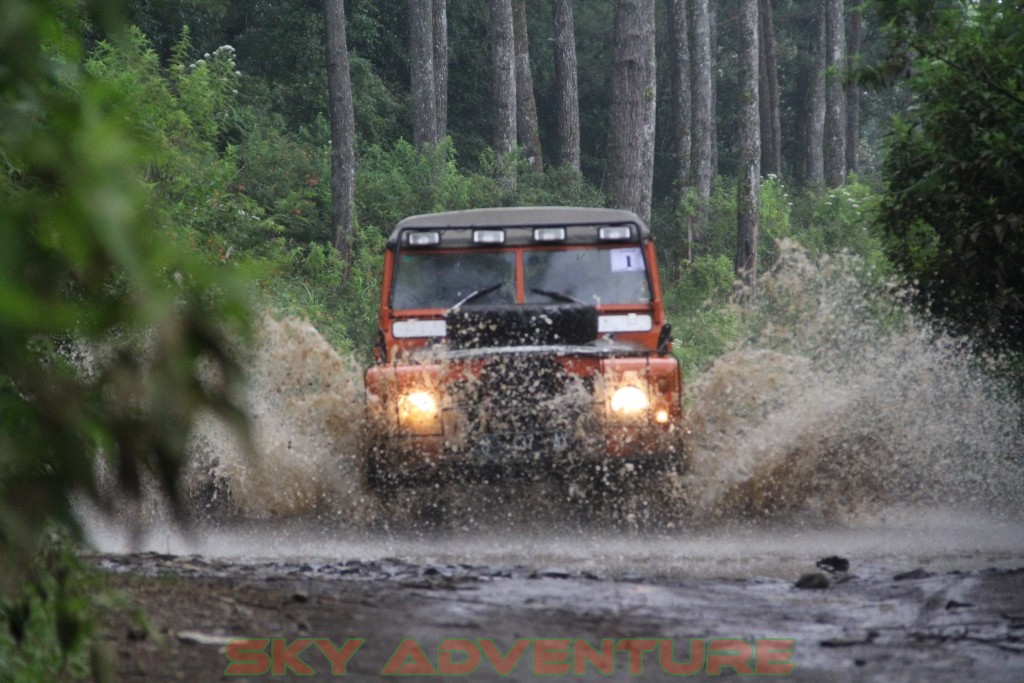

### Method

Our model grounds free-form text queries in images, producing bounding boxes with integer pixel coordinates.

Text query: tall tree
[669,0,692,189]
[324,0,355,260]
[552,0,580,172]
[513,0,542,172]
[607,0,657,226]
[433,0,449,140]
[736,0,761,297]
[824,0,847,186]
[491,0,517,191]
[690,0,715,242]
[806,0,827,186]
[845,0,862,176]
[410,0,439,149]
[709,0,719,178]
[758,0,781,177]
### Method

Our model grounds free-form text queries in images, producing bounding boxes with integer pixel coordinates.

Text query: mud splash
[181,316,373,523]
[91,243,1023,542]
[684,243,1023,524]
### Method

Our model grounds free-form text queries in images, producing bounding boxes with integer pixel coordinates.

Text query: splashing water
[87,242,1023,554]
[683,242,1023,524]
[181,316,374,523]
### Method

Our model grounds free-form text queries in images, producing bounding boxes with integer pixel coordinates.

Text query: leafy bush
[1,3,251,678]
[873,0,1024,350]
[665,176,793,273]
[793,179,882,261]
[355,138,501,232]
[255,225,385,357]
[664,255,741,376]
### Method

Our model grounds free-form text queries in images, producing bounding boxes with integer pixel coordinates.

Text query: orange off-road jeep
[364,207,684,494]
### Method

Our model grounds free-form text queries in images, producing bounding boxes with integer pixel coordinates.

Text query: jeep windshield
[390,246,651,310]
[391,251,516,309]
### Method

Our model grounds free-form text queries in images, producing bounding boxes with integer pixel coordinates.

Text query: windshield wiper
[530,287,583,305]
[450,282,505,310]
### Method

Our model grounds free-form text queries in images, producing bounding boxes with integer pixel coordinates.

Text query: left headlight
[398,390,439,422]
[610,385,649,416]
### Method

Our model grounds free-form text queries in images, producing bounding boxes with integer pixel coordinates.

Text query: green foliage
[873,0,1024,349]
[255,227,385,356]
[0,0,251,677]
[792,179,884,262]
[234,115,333,245]
[0,539,117,682]
[356,139,501,231]
[665,176,794,272]
[664,255,741,376]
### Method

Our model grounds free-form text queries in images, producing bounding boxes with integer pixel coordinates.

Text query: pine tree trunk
[513,0,542,172]
[758,0,781,177]
[806,0,826,186]
[552,0,580,172]
[845,0,861,176]
[491,0,517,192]
[669,0,692,189]
[690,0,714,244]
[736,0,760,299]
[433,0,448,140]
[324,0,355,262]
[709,0,719,178]
[607,0,656,226]
[409,0,438,149]
[824,0,847,187]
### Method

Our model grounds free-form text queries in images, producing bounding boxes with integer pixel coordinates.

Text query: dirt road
[92,518,1024,682]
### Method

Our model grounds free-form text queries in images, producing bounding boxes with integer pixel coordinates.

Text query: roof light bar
[599,226,633,241]
[472,229,505,244]
[534,227,566,242]
[406,230,441,247]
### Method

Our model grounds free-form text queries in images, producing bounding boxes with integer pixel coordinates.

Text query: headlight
[610,385,648,415]
[398,390,439,423]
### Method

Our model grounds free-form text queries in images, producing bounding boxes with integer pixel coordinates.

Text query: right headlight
[610,385,649,416]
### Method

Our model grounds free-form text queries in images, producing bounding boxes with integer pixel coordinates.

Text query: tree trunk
[736,0,760,299]
[845,0,861,176]
[669,0,692,189]
[758,0,781,177]
[824,0,847,187]
[324,0,355,262]
[709,0,719,178]
[513,0,542,172]
[433,0,448,140]
[607,0,656,226]
[491,0,517,192]
[409,0,438,149]
[690,0,714,244]
[552,0,580,172]
[806,0,826,186]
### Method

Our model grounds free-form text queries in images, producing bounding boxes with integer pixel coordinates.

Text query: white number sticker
[610,248,644,272]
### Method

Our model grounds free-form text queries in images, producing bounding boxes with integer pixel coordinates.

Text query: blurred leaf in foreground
[0,0,252,590]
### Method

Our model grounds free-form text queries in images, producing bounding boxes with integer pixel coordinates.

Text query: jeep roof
[388,206,651,247]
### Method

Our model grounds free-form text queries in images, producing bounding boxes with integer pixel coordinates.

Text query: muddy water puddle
[88,247,1024,681]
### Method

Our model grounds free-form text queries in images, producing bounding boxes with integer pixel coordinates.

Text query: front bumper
[366,416,682,488]
[364,349,684,489]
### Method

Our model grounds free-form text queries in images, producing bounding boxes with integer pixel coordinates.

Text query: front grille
[448,355,593,435]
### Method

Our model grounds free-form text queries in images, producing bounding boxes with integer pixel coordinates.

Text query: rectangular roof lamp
[472,229,505,244]
[599,225,634,241]
[533,227,566,242]
[405,230,441,247]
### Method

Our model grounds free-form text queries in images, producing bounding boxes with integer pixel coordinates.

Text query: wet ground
[91,515,1024,682]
